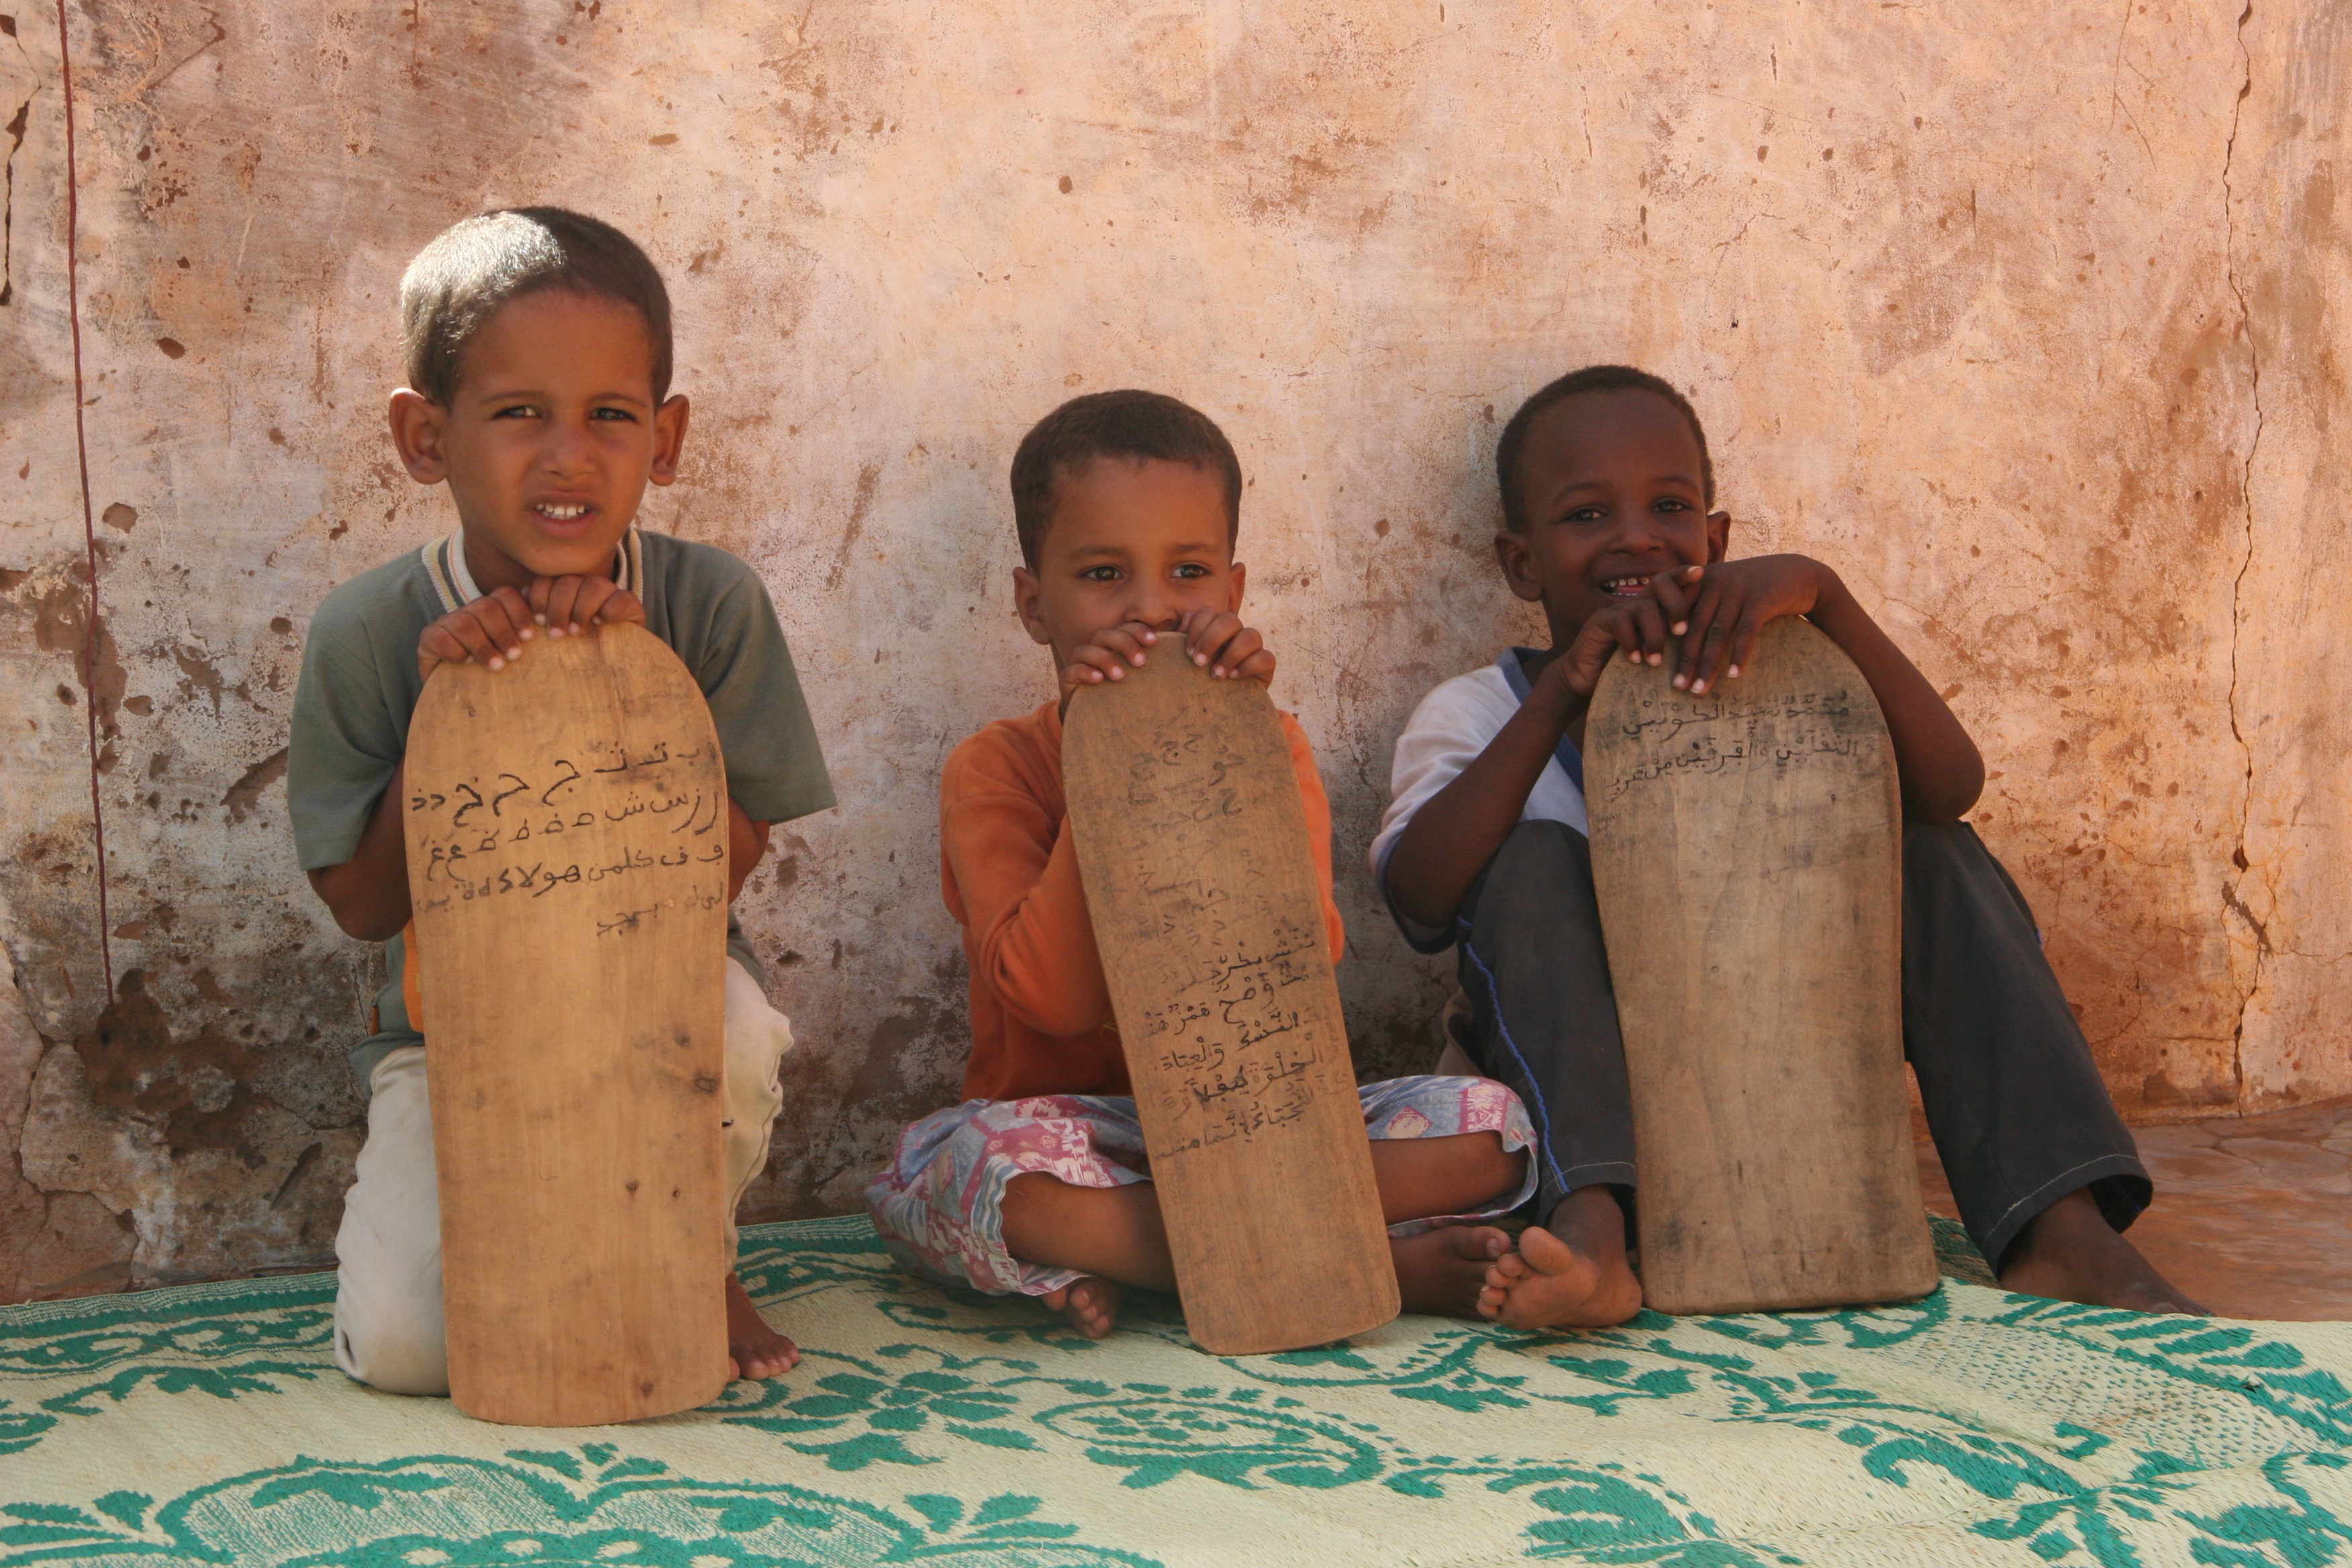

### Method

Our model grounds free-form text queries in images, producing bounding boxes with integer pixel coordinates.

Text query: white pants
[332,958,793,1396]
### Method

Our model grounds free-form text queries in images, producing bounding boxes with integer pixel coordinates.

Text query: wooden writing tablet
[403,623,732,1424]
[1063,648,1399,1354]
[1584,617,1937,1316]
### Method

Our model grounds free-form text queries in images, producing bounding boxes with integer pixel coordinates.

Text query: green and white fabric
[3,1216,2347,1567]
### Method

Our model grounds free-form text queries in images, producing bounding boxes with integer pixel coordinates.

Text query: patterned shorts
[863,1075,1538,1298]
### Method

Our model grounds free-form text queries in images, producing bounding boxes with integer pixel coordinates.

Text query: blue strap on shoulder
[1498,648,1585,793]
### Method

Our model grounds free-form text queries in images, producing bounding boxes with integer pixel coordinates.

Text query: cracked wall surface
[1,0,2343,1302]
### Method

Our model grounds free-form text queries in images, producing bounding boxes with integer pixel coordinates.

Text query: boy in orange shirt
[867,391,1537,1337]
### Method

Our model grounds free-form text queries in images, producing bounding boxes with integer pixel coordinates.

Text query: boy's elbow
[1379,855,1457,934]
[985,955,1107,1035]
[1007,993,1109,1038]
[328,901,405,943]
[309,867,403,942]
[979,951,1108,1036]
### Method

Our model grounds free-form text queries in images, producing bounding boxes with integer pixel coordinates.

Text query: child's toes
[1462,1225,1510,1261]
[728,1329,799,1381]
[1046,1277,1125,1339]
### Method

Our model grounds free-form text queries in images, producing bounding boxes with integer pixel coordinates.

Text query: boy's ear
[1493,529,1546,604]
[1226,559,1246,616]
[648,394,690,487]
[388,389,448,485]
[1012,566,1054,647]
[1706,510,1730,564]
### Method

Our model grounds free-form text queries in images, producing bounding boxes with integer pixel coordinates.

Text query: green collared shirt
[288,526,834,1086]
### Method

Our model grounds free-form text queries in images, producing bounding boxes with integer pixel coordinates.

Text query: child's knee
[1479,819,1598,913]
[1901,818,2041,931]
[722,959,794,1086]
[1900,817,1978,875]
[333,1279,449,1396]
[1498,817,1585,871]
[720,959,791,1182]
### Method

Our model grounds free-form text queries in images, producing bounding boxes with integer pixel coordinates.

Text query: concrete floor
[1916,1095,2352,1321]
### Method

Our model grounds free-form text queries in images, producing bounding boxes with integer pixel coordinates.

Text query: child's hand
[1059,620,1164,703]
[1657,554,1831,695]
[1057,612,1278,703]
[415,577,648,681]
[1177,607,1275,685]
[418,587,539,681]
[529,574,646,640]
[1534,565,1706,706]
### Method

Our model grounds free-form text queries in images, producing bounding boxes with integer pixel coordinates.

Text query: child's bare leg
[1996,1187,2209,1314]
[999,1175,1177,1338]
[1480,1185,1644,1329]
[1005,1134,1532,1332]
[1371,1132,1526,1318]
[726,1272,800,1379]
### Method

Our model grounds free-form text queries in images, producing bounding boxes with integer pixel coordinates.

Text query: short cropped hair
[399,207,672,407]
[1010,390,1244,569]
[1494,364,1714,530]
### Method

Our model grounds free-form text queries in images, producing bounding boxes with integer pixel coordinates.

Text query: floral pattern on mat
[1,1214,2347,1567]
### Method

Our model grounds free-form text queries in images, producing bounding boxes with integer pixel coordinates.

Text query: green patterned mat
[3,1215,2347,1567]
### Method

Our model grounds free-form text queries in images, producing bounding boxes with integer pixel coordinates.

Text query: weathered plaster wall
[1,0,2343,1301]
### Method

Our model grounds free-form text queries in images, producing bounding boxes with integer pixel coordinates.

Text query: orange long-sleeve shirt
[941,698,1347,1102]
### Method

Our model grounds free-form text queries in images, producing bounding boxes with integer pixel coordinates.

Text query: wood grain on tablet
[1063,648,1399,1355]
[1584,617,1936,1316]
[403,623,732,1424]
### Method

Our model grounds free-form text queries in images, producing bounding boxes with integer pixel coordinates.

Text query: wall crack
[0,90,29,308]
[2219,0,2263,1101]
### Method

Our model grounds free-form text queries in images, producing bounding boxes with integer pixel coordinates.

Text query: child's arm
[945,760,1114,1040]
[950,614,1293,1037]
[1651,555,1984,822]
[1383,577,1691,931]
[1385,556,1984,931]
[309,765,413,940]
[728,807,771,903]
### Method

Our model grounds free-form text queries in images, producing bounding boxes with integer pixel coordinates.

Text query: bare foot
[1040,1275,1126,1338]
[1391,1224,1513,1317]
[1997,1188,2210,1315]
[725,1272,800,1379]
[1479,1187,1644,1330]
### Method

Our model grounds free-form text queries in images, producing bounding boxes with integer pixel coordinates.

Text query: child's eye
[492,404,541,420]
[1564,505,1608,524]
[591,407,637,422]
[1171,563,1210,579]
[1080,565,1122,583]
[1653,497,1692,513]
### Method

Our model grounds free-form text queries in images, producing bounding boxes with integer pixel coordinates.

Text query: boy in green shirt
[289,209,833,1394]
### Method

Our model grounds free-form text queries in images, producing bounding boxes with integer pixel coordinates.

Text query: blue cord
[1460,932,1570,1204]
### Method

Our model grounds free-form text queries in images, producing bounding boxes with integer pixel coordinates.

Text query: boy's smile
[1498,388,1728,647]
[388,291,688,595]
[1013,456,1244,672]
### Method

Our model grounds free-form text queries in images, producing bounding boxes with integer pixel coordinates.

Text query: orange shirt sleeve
[1280,711,1348,966]
[940,732,1115,1039]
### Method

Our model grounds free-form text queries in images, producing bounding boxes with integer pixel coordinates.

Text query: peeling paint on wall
[1,0,2344,1302]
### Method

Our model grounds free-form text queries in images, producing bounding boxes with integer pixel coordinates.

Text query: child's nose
[1612,511,1677,556]
[1126,587,1183,632]
[540,418,595,475]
